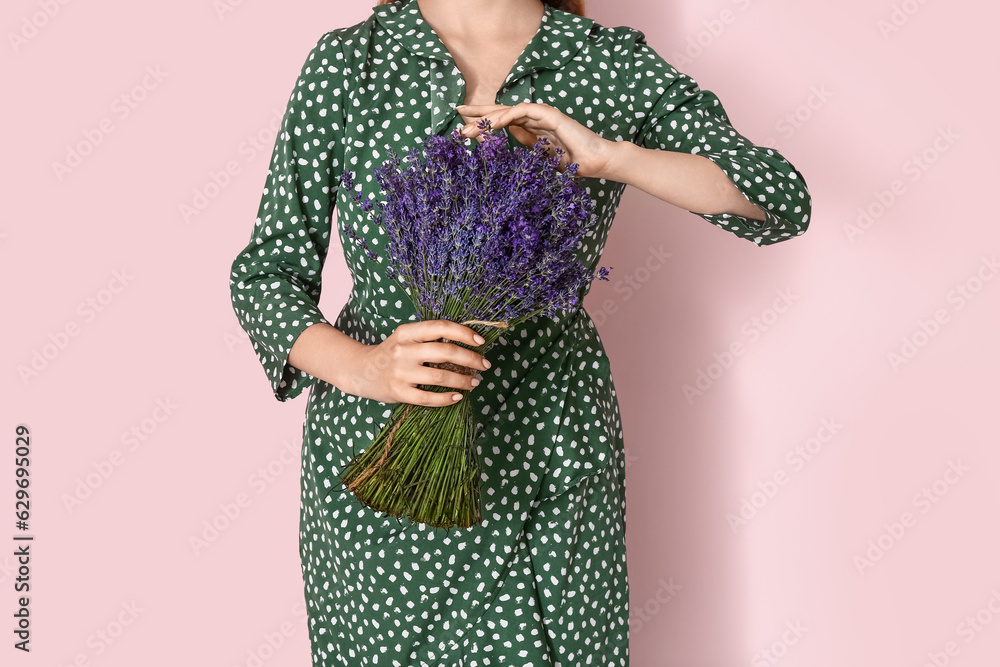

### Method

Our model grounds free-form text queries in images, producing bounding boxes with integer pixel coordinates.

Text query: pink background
[3,0,998,665]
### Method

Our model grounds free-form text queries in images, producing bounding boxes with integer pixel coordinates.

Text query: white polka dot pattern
[229,0,810,664]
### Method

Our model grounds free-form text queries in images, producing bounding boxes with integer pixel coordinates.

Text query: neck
[416,0,545,40]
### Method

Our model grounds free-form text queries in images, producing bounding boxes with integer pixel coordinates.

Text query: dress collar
[373,0,595,80]
[373,0,596,135]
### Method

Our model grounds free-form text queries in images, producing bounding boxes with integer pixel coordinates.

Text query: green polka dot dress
[229,0,811,664]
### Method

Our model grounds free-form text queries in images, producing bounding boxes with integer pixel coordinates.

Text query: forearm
[596,139,766,221]
[287,322,368,395]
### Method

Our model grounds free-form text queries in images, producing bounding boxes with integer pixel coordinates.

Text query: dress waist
[324,292,616,505]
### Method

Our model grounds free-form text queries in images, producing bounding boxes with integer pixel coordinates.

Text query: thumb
[509,124,539,148]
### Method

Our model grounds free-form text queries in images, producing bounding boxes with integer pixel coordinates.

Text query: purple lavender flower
[337,119,604,328]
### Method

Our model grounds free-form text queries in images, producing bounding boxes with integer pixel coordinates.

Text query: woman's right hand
[350,320,493,406]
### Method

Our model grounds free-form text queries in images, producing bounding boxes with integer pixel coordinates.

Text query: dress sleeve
[229,31,348,402]
[626,29,811,246]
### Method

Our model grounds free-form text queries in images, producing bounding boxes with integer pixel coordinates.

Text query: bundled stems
[339,320,509,529]
[336,121,610,530]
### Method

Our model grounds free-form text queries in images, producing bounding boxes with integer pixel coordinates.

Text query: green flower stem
[341,322,536,529]
[341,380,484,528]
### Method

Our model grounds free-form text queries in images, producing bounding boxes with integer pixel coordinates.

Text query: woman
[229,0,811,664]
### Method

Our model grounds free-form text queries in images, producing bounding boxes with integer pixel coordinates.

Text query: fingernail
[474,334,485,344]
[452,393,463,401]
[470,378,480,387]
[483,358,491,369]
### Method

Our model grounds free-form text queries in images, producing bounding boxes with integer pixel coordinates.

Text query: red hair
[375,0,587,18]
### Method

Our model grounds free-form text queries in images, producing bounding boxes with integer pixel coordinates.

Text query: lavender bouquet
[337,119,611,530]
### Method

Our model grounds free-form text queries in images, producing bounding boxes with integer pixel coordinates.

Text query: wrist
[593,138,638,184]
[337,339,371,397]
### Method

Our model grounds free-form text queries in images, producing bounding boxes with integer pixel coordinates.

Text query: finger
[492,102,548,128]
[508,123,539,148]
[416,341,491,371]
[398,385,468,407]
[458,105,518,132]
[456,105,507,126]
[483,104,521,131]
[456,104,507,114]
[459,125,488,143]
[413,365,479,392]
[459,115,501,140]
[403,320,487,348]
[488,107,553,148]
[459,111,517,144]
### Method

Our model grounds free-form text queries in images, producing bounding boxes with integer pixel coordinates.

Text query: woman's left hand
[456,102,613,179]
